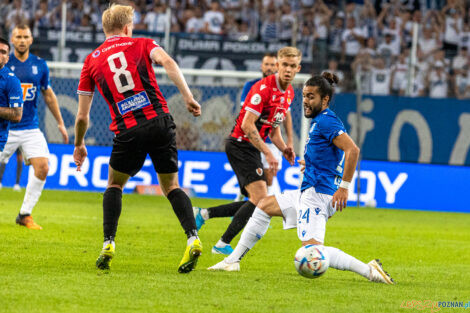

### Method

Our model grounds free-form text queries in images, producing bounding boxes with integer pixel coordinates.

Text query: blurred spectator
[328,13,345,59]
[459,22,470,50]
[418,26,442,61]
[454,65,470,99]
[341,17,366,63]
[360,37,378,57]
[377,32,399,64]
[426,61,449,98]
[240,0,260,38]
[441,0,464,58]
[452,46,468,75]
[186,7,205,33]
[390,51,409,94]
[260,10,279,42]
[144,4,173,33]
[370,57,392,95]
[6,0,30,32]
[203,1,225,35]
[312,0,333,70]
[400,66,425,97]
[279,3,295,41]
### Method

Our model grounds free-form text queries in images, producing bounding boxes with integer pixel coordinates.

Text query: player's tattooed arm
[242,111,278,171]
[0,107,22,122]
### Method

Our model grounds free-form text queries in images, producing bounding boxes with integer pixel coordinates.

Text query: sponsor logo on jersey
[20,83,37,101]
[8,72,14,76]
[92,50,101,58]
[116,91,151,115]
[256,168,263,176]
[32,66,38,75]
[315,208,320,215]
[287,97,292,104]
[250,93,262,105]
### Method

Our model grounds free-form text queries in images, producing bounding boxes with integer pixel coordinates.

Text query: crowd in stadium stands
[0,0,470,98]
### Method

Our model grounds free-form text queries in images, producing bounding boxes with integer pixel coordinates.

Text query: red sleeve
[243,80,270,117]
[143,38,162,61]
[77,55,95,95]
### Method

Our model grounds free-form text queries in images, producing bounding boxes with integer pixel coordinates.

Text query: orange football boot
[16,215,43,230]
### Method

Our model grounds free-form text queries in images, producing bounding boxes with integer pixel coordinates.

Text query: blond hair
[277,46,302,60]
[102,4,134,34]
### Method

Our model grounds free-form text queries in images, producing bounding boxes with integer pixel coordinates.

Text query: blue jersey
[0,66,23,150]
[240,78,261,106]
[301,108,347,195]
[7,53,51,130]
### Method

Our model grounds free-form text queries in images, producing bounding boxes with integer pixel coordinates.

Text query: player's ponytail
[305,72,339,105]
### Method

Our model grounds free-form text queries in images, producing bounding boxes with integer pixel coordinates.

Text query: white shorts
[275,187,336,243]
[261,142,283,170]
[0,129,49,165]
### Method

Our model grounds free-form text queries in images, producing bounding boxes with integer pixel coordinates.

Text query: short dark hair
[263,52,277,59]
[305,72,339,104]
[0,37,10,52]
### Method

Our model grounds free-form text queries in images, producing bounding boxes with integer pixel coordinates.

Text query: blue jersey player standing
[209,73,395,285]
[0,37,23,153]
[0,25,69,230]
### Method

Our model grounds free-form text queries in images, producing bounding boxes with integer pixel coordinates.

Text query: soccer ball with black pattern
[294,245,329,279]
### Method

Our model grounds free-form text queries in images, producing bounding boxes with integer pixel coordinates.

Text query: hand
[58,124,69,144]
[185,97,201,117]
[265,151,278,173]
[298,159,306,174]
[282,146,295,165]
[332,188,348,212]
[73,144,87,172]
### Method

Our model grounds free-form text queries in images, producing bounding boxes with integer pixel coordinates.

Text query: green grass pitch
[0,188,469,313]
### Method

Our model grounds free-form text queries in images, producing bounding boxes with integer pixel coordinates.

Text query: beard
[304,104,322,118]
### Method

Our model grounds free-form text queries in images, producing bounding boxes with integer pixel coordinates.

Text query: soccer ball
[294,245,329,279]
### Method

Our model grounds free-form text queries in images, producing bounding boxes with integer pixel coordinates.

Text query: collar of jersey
[275,73,286,93]
[106,35,123,41]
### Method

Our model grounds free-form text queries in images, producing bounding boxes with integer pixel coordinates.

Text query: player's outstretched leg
[193,201,246,231]
[323,246,394,284]
[96,186,122,270]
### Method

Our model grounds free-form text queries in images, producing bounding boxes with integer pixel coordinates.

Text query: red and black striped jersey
[77,36,169,134]
[230,74,294,142]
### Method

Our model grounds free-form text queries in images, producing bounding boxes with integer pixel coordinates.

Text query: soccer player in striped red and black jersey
[74,4,202,273]
[193,47,300,257]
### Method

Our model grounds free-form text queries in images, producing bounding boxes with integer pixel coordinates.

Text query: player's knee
[258,196,276,215]
[35,163,49,180]
[161,183,179,197]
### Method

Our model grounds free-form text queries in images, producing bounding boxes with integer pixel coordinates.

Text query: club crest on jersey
[20,83,37,101]
[256,168,263,176]
[251,94,262,105]
[280,97,285,104]
[32,66,38,75]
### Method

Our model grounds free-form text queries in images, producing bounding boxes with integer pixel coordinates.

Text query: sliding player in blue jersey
[208,72,394,284]
[0,37,23,156]
[0,25,68,230]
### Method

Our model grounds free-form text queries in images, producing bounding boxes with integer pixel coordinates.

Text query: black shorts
[110,115,178,176]
[225,137,266,197]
